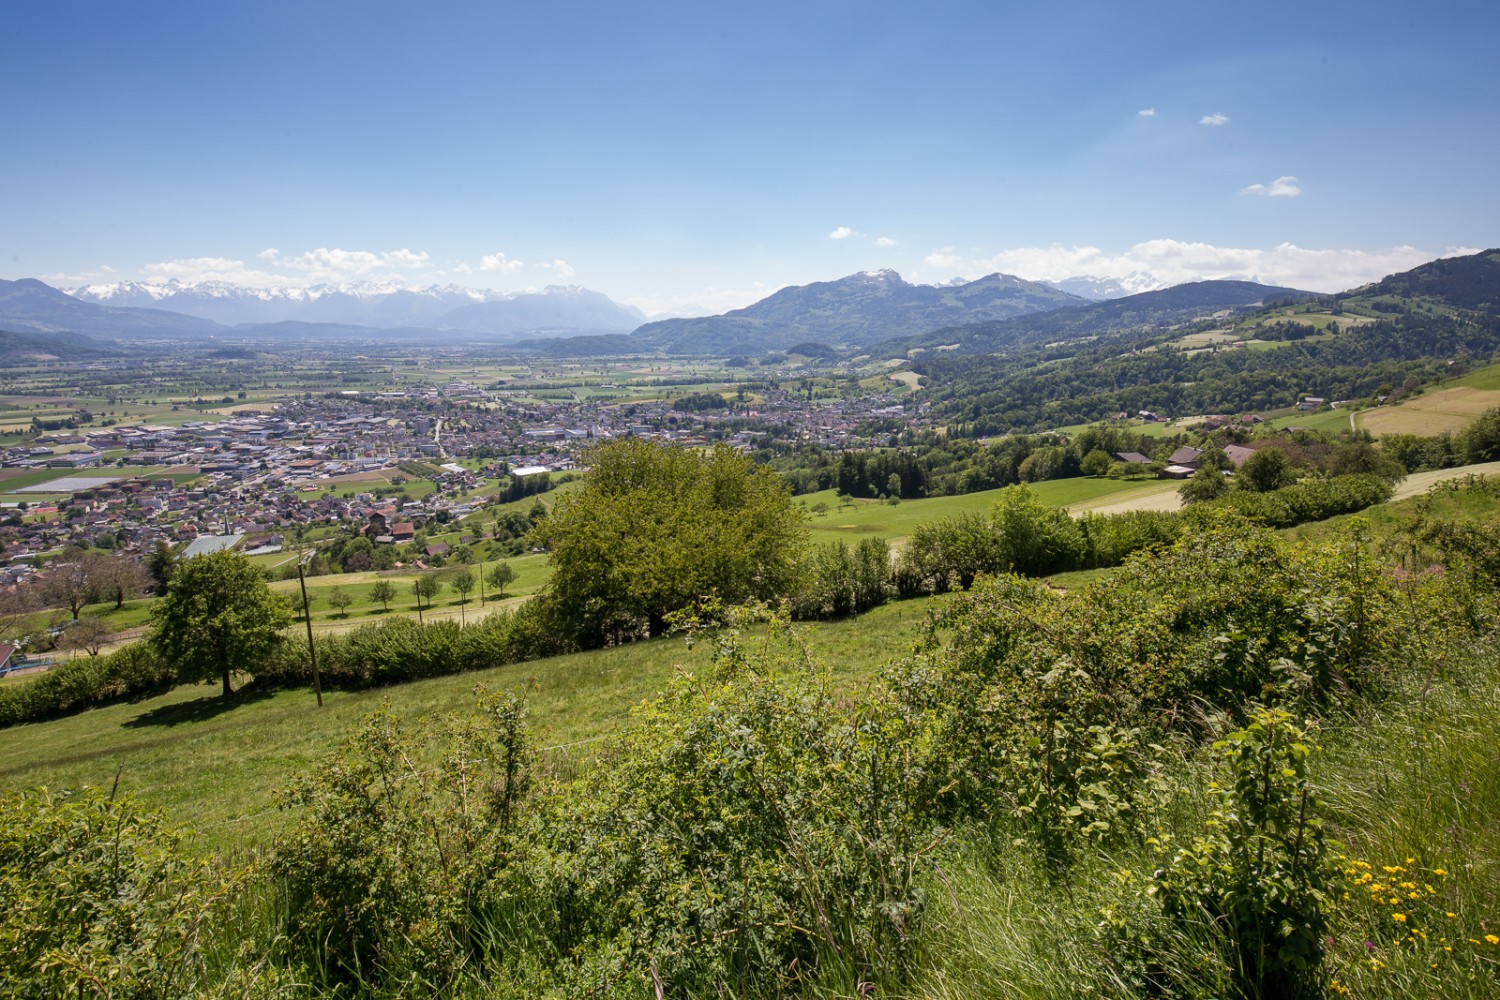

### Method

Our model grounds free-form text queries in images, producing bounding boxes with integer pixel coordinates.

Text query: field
[0,598,936,853]
[1263,405,1358,434]
[1359,384,1500,437]
[798,476,1161,545]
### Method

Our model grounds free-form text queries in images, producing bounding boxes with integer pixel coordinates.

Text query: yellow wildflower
[1393,913,1407,923]
[1433,868,1447,876]
[1487,934,1500,945]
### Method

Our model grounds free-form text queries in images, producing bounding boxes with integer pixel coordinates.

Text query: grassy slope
[0,598,939,854]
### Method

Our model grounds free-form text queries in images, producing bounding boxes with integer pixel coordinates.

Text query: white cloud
[479,252,524,273]
[912,239,1464,294]
[39,265,119,286]
[923,250,965,271]
[1200,112,1230,126]
[382,248,431,269]
[829,226,854,240]
[875,236,898,247]
[454,262,473,275]
[123,247,439,288]
[1137,107,1156,117]
[269,247,433,283]
[140,256,283,288]
[539,259,576,278]
[1240,176,1302,198]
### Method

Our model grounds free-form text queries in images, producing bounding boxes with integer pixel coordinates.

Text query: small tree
[150,550,292,698]
[93,554,150,610]
[487,561,516,597]
[1238,448,1296,493]
[369,579,395,613]
[58,616,111,658]
[327,588,353,618]
[412,575,443,618]
[145,541,177,592]
[449,567,475,604]
[34,549,100,621]
[1080,448,1113,477]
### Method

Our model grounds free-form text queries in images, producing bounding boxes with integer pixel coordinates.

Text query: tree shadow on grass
[124,686,276,728]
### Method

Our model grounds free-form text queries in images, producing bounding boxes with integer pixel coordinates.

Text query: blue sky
[3,0,1496,314]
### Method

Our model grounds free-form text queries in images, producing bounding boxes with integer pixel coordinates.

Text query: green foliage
[368,578,395,611]
[1078,508,1183,567]
[1080,447,1113,477]
[150,550,292,698]
[1238,447,1298,492]
[531,440,806,644]
[789,537,893,619]
[1121,709,1334,998]
[894,485,1085,596]
[447,566,475,601]
[411,573,443,610]
[1460,405,1500,463]
[0,640,175,729]
[327,586,353,616]
[487,560,516,596]
[272,688,531,990]
[1193,474,1395,529]
[529,607,943,995]
[1180,463,1231,504]
[988,483,1086,575]
[0,788,235,999]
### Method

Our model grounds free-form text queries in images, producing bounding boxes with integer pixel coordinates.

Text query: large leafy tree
[150,550,292,698]
[531,440,807,645]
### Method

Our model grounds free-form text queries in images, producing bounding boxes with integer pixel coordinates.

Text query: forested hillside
[918,250,1500,434]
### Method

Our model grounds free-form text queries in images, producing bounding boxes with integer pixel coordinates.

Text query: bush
[0,788,235,998]
[1190,474,1394,529]
[791,537,894,619]
[1110,709,1334,998]
[272,690,532,990]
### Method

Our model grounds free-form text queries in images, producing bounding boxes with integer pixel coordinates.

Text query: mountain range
[2,268,1324,355]
[630,270,1087,354]
[67,280,646,335]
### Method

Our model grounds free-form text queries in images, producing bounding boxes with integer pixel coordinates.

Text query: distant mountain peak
[632,269,1086,354]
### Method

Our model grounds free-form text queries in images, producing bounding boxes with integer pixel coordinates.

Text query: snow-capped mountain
[68,280,645,333]
[1042,273,1163,301]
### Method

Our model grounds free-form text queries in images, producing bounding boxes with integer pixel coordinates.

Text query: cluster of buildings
[1,374,925,582]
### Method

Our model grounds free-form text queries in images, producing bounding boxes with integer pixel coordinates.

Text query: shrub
[271,689,532,990]
[0,788,236,998]
[1111,709,1334,998]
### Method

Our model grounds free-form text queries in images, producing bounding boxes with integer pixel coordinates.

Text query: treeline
[776,424,1174,498]
[9,502,1500,997]
[789,475,1393,617]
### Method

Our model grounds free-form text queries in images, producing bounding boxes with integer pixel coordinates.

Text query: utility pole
[296,550,323,708]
